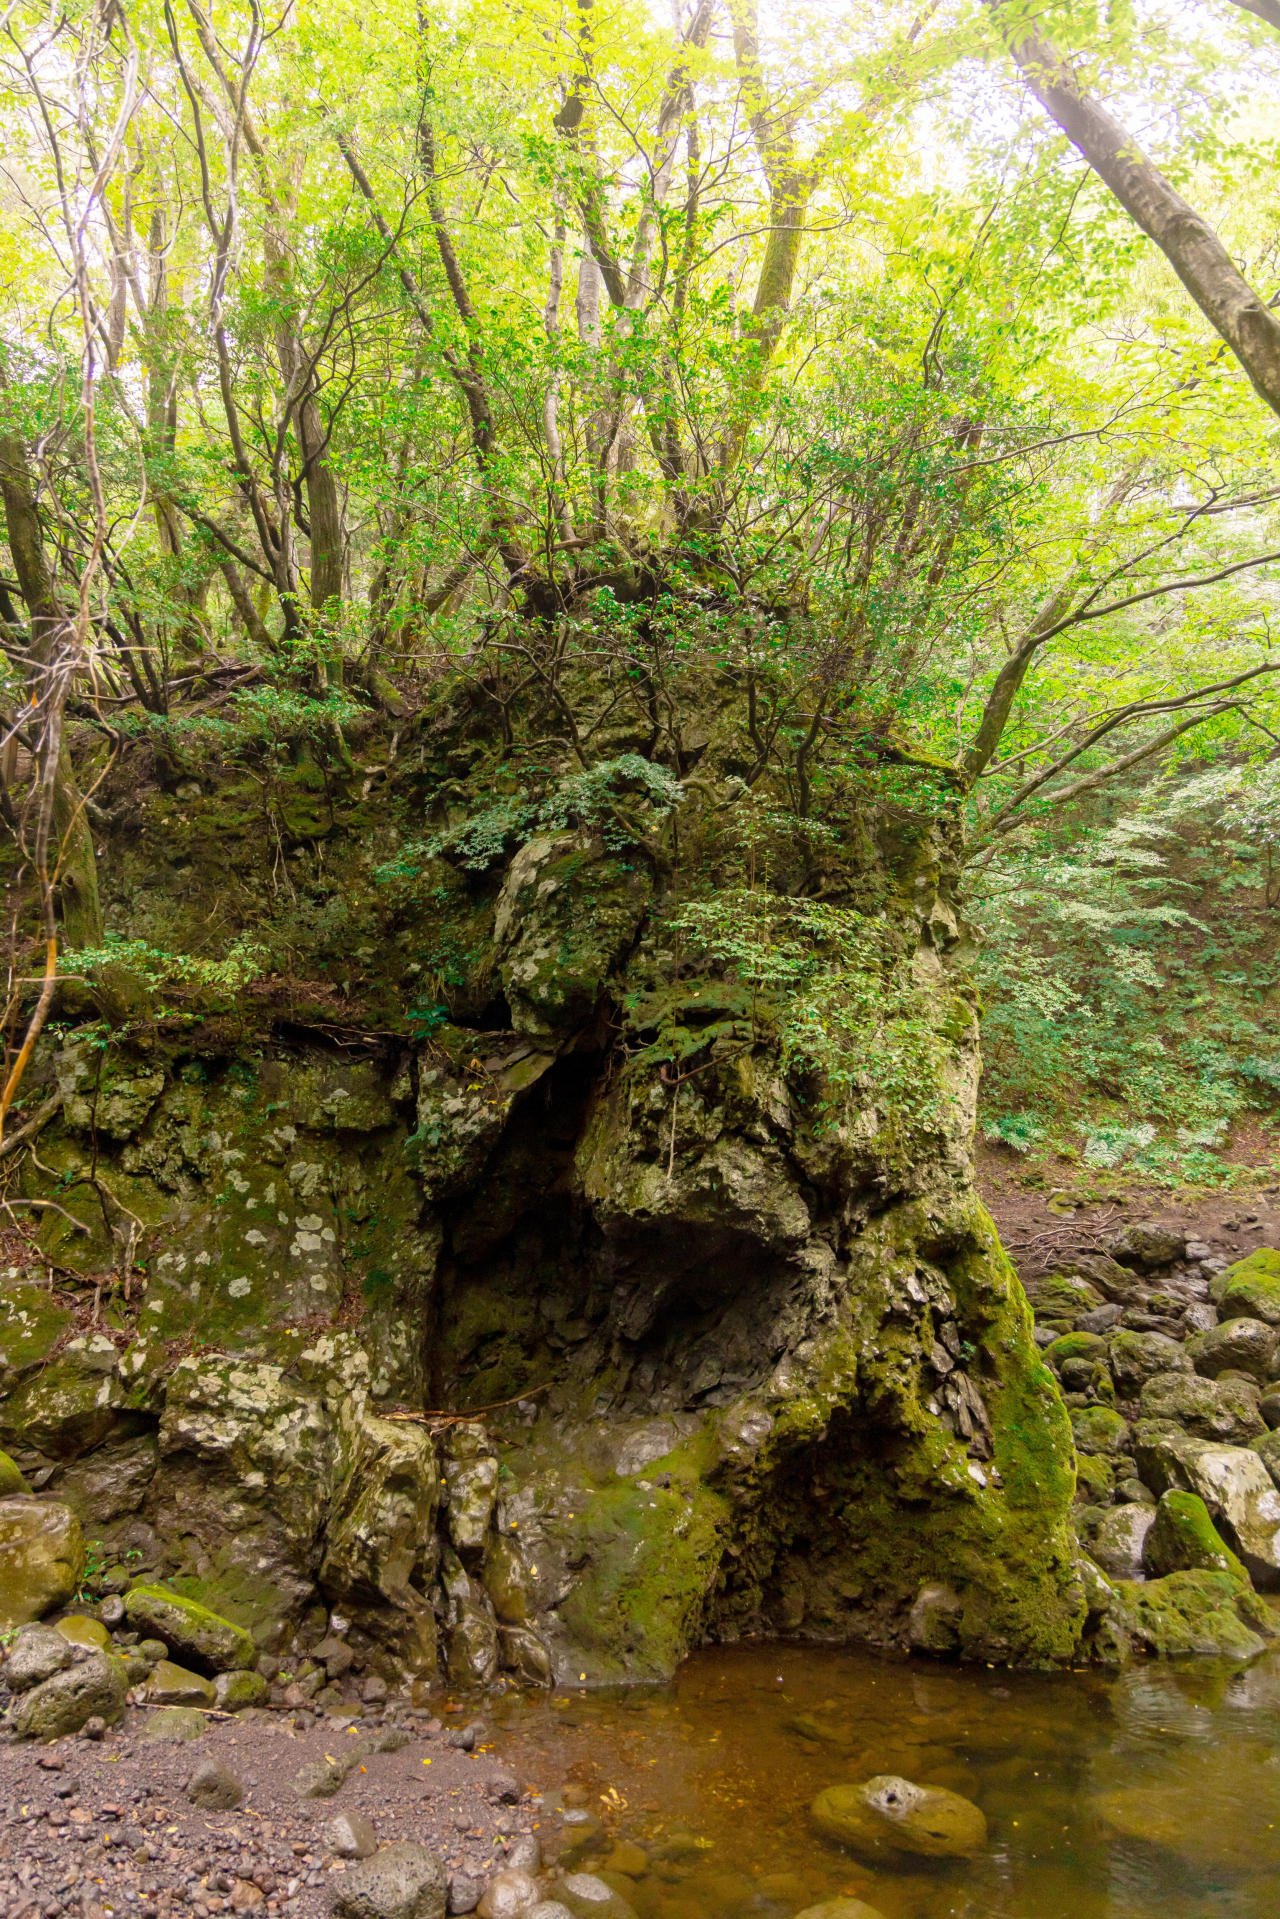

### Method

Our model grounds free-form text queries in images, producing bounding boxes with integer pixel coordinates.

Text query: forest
[1,0,1279,1179]
[3,0,1280,1722]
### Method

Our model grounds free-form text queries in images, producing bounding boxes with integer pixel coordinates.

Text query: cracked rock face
[0,777,1085,1682]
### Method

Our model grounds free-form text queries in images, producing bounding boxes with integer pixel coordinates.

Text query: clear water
[489,1642,1280,1919]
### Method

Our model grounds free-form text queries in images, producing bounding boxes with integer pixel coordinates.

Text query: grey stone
[1134,1426,1280,1589]
[504,1837,541,1876]
[1116,1478,1156,1506]
[2,1623,73,1692]
[1077,1304,1124,1336]
[1109,1333,1190,1400]
[907,1582,963,1654]
[9,1649,127,1739]
[328,1812,379,1859]
[1183,1303,1219,1336]
[1089,1504,1156,1582]
[1186,1319,1279,1384]
[497,1625,552,1687]
[187,1760,245,1809]
[448,1877,481,1916]
[527,1907,573,1919]
[1110,1224,1186,1268]
[329,1842,447,1919]
[443,1430,499,1559]
[1260,1394,1280,1431]
[1139,1372,1264,1443]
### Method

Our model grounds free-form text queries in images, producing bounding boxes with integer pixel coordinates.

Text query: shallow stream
[489,1643,1280,1919]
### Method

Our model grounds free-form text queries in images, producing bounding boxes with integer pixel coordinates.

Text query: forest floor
[0,1703,561,1919]
[975,1140,1280,1281]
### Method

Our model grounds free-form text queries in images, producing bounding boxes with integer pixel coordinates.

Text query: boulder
[1109,1223,1186,1268]
[476,1871,539,1919]
[1260,1393,1280,1432]
[147,1658,218,1706]
[555,1876,637,1919]
[482,1536,532,1624]
[1075,1455,1116,1505]
[328,1847,448,1919]
[793,1903,887,1919]
[1089,1504,1156,1582]
[1216,1250,1280,1325]
[1058,1253,1145,1303]
[0,1450,29,1495]
[1070,1406,1130,1457]
[1138,1373,1264,1443]
[1129,1426,1280,1588]
[498,1625,553,1687]
[187,1760,246,1809]
[441,1547,498,1687]
[215,1670,269,1712]
[448,1879,482,1917]
[1253,1428,1280,1487]
[9,1648,128,1738]
[442,1428,498,1559]
[1108,1332,1190,1400]
[907,1582,964,1653]
[329,1813,379,1860]
[1026,1274,1104,1321]
[0,1496,83,1627]
[319,1415,440,1677]
[1142,1491,1244,1578]
[1186,1319,1279,1384]
[1042,1332,1108,1372]
[56,1613,111,1653]
[1105,1569,1274,1658]
[124,1584,256,1674]
[3,1622,73,1691]
[810,1776,987,1859]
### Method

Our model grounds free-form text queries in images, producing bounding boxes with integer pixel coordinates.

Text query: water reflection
[487,1642,1280,1919]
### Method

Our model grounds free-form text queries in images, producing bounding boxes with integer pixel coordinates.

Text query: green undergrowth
[972,768,1280,1178]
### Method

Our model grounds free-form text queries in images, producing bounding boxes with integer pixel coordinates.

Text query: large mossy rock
[1142,1491,1244,1579]
[810,1776,987,1858]
[125,1584,256,1673]
[1216,1250,1280,1325]
[1108,1331,1190,1399]
[1104,1568,1274,1660]
[1131,1427,1280,1589]
[9,1649,128,1738]
[0,1497,83,1627]
[0,752,1089,1680]
[1138,1373,1264,1443]
[1186,1319,1279,1383]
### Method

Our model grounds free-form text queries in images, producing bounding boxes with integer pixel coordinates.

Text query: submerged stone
[810,1776,987,1859]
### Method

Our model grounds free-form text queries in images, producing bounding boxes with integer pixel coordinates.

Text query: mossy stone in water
[810,1776,987,1859]
[0,1497,83,1627]
[1142,1491,1244,1578]
[1071,1406,1130,1457]
[1107,1568,1274,1658]
[0,1451,29,1496]
[10,1649,128,1738]
[1216,1250,1280,1324]
[124,1582,256,1673]
[794,1903,887,1919]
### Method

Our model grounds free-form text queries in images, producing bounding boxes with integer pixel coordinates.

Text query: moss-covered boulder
[1216,1250,1280,1325]
[2,1623,72,1691]
[146,1658,217,1706]
[1071,1406,1130,1457]
[1105,1569,1274,1659]
[810,1776,987,1859]
[1186,1319,1278,1383]
[1043,1332,1109,1372]
[1074,1454,1115,1504]
[1139,1372,1264,1443]
[9,1649,128,1738]
[1024,1275,1103,1323]
[1131,1428,1280,1588]
[1108,1331,1190,1400]
[0,1497,83,1627]
[0,1450,29,1496]
[0,1337,132,1461]
[125,1584,256,1673]
[139,1705,207,1743]
[1142,1491,1244,1578]
[214,1669,269,1711]
[55,1613,111,1652]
